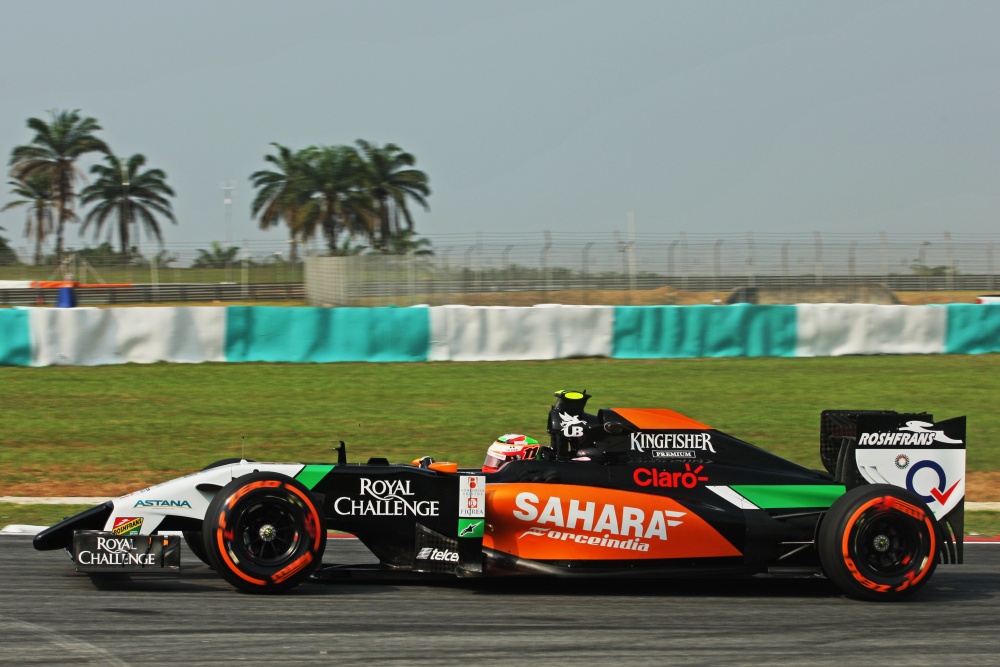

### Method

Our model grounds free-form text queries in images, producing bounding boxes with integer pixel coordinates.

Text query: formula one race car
[33,390,966,601]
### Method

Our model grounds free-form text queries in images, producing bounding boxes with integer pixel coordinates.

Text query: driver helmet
[482,434,540,472]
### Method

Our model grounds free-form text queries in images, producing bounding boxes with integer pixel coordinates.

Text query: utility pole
[221,181,236,246]
[221,181,236,282]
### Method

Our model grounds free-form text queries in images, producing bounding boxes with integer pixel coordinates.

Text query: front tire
[202,471,326,593]
[818,484,939,601]
[184,458,252,567]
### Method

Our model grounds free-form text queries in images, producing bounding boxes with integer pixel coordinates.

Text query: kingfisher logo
[630,432,715,453]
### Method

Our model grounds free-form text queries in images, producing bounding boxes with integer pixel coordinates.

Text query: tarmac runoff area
[2,536,999,665]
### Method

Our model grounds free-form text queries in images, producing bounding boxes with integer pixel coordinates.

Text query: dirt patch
[361,286,730,307]
[894,290,987,305]
[965,471,1000,502]
[354,288,990,308]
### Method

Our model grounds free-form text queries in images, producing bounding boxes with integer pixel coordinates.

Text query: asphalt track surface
[2,537,998,666]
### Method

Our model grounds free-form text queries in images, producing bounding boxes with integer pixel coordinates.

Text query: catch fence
[2,232,998,305]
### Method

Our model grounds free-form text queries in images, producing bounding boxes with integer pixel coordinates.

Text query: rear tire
[202,471,326,593]
[818,484,938,601]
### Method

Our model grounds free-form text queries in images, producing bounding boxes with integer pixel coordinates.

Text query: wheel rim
[230,496,305,567]
[852,510,924,578]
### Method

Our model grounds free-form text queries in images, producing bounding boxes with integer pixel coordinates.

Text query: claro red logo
[633,464,708,489]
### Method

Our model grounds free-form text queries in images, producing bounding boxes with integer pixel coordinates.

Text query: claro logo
[633,464,708,489]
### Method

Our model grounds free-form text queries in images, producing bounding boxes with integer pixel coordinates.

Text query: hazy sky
[2,0,999,252]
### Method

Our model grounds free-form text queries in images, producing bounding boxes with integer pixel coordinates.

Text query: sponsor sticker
[416,547,459,562]
[111,517,143,536]
[133,499,192,509]
[458,518,484,539]
[630,432,716,454]
[484,484,742,560]
[333,478,440,517]
[906,460,963,506]
[633,464,709,489]
[459,475,486,518]
[652,450,697,459]
[73,532,180,571]
[559,412,587,438]
[858,421,964,447]
[855,417,966,520]
[77,536,159,567]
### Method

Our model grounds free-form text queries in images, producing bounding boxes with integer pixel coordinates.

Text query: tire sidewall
[819,483,939,601]
[203,471,326,593]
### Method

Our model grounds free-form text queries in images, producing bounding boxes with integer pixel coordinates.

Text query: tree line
[2,109,431,266]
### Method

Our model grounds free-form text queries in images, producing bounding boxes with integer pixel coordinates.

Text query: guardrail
[0,283,304,306]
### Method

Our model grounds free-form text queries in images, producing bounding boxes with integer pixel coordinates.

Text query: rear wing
[820,410,966,564]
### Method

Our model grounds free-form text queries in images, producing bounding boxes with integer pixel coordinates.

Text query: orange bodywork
[484,483,741,561]
[610,408,712,431]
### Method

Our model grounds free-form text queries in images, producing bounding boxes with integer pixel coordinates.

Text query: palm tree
[79,153,176,263]
[8,109,109,258]
[382,229,435,256]
[299,145,375,253]
[0,226,19,266]
[192,242,241,269]
[2,173,54,264]
[252,143,322,264]
[355,140,430,251]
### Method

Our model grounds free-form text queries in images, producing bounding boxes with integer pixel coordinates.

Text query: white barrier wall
[429,305,615,361]
[29,307,227,366]
[8,303,994,368]
[795,304,947,357]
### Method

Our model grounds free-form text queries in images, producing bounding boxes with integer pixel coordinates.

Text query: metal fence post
[989,243,995,292]
[945,231,954,291]
[814,231,823,286]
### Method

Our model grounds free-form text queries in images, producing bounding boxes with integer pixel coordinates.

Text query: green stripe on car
[295,465,335,489]
[731,484,846,509]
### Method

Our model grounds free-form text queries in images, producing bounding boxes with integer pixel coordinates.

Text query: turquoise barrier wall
[225,306,430,363]
[945,304,1000,354]
[612,304,798,358]
[9,304,997,367]
[0,309,31,366]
